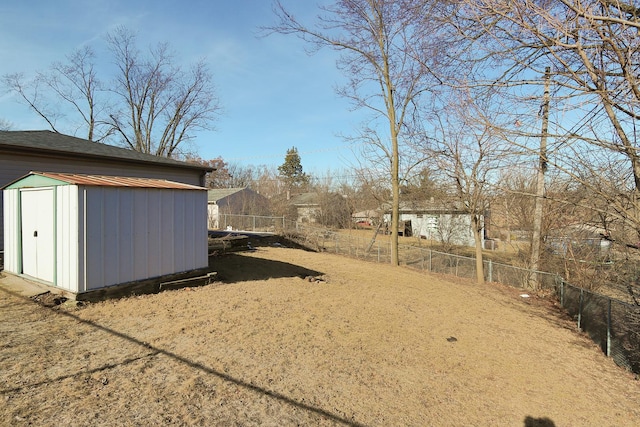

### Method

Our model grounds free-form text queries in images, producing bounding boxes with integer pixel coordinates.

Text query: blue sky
[0,0,369,175]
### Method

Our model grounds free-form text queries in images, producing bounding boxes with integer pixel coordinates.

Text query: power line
[222,144,355,162]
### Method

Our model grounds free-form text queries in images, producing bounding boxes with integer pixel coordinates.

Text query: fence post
[578,288,584,331]
[429,250,432,272]
[488,259,493,283]
[607,298,612,357]
[253,216,256,231]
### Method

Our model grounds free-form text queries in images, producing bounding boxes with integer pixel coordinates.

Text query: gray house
[207,187,270,229]
[382,201,484,248]
[289,192,321,224]
[0,130,212,253]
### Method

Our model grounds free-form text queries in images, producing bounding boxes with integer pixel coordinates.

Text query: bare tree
[426,89,511,285]
[269,0,446,265]
[3,72,64,134]
[106,26,221,158]
[3,26,221,157]
[451,0,640,270]
[3,46,110,141]
[0,118,12,131]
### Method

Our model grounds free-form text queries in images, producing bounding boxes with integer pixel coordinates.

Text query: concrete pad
[0,271,56,298]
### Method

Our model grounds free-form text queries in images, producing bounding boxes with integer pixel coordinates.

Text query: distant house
[207,187,270,229]
[382,201,484,248]
[0,130,213,253]
[546,224,612,258]
[352,209,380,228]
[289,192,320,224]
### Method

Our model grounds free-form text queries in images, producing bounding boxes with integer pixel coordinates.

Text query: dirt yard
[1,247,640,426]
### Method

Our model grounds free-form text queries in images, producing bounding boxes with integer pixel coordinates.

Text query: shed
[3,172,209,299]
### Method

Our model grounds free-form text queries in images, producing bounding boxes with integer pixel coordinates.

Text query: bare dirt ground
[1,246,640,426]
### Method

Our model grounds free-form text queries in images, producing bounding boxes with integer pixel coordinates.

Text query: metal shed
[2,172,208,298]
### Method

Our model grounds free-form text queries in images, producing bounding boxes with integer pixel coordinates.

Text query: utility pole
[530,67,551,288]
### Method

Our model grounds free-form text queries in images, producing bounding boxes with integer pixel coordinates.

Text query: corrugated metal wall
[56,185,79,292]
[80,186,207,291]
[2,189,20,273]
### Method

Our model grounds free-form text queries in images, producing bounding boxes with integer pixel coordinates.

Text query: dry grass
[1,247,639,426]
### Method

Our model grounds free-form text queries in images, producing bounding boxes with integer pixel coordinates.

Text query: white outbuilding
[3,171,209,299]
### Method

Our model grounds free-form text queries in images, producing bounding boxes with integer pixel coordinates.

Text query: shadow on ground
[210,251,323,283]
[524,415,556,426]
[0,286,364,427]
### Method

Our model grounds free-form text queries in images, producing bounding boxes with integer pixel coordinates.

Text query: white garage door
[21,188,55,283]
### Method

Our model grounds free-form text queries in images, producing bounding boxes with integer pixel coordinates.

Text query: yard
[1,246,640,426]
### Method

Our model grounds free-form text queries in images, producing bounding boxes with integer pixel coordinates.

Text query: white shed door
[21,188,55,283]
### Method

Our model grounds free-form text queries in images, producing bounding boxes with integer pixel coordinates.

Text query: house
[382,201,484,247]
[0,130,213,253]
[289,192,321,224]
[352,209,380,228]
[3,172,209,300]
[207,187,270,229]
[546,223,612,258]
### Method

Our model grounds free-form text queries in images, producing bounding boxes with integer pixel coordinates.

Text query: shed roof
[4,171,206,190]
[0,130,213,173]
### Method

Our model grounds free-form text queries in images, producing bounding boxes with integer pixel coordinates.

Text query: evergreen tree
[278,147,309,194]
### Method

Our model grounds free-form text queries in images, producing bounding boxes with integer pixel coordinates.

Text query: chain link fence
[282,223,640,375]
[219,214,286,233]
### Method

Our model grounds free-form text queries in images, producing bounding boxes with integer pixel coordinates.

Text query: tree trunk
[472,214,485,285]
[530,67,550,288]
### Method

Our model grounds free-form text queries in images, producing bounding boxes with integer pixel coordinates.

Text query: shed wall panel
[85,187,105,289]
[102,188,120,288]
[133,190,149,280]
[160,191,175,276]
[55,185,79,293]
[2,189,20,273]
[174,191,186,269]
[146,190,162,278]
[193,191,208,268]
[118,190,134,283]
[78,189,86,292]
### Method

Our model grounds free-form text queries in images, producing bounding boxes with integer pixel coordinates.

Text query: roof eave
[0,143,214,173]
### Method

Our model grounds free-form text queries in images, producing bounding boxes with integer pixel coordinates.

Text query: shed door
[21,188,55,283]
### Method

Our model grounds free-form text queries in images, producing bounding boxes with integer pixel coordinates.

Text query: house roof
[381,200,467,214]
[289,192,319,206]
[0,130,213,172]
[207,187,249,202]
[4,171,206,190]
